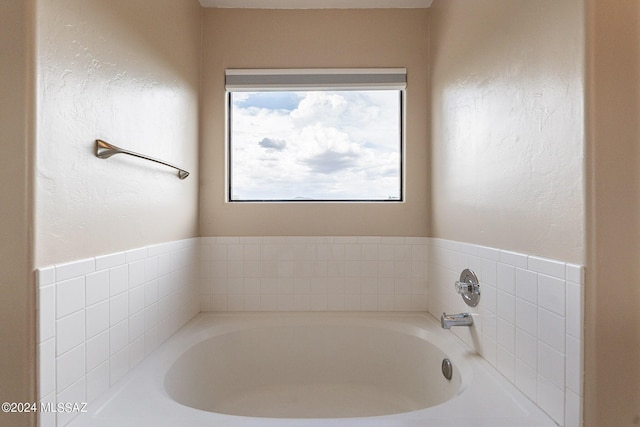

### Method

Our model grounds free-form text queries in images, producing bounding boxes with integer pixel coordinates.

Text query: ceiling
[198,0,432,8]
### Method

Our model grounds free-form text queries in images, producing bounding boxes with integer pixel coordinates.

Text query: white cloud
[258,137,287,151]
[290,91,347,126]
[230,90,401,200]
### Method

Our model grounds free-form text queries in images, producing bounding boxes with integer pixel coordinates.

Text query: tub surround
[36,239,200,427]
[199,236,429,312]
[37,236,583,426]
[429,238,584,426]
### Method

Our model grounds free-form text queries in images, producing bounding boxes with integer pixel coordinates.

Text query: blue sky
[235,92,300,111]
[230,90,401,201]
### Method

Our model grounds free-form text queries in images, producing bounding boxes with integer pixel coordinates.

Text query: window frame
[225,69,407,203]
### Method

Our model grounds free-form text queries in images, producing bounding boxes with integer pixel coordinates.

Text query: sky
[230,90,402,201]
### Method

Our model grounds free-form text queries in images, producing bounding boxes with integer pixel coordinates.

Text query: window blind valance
[225,68,407,91]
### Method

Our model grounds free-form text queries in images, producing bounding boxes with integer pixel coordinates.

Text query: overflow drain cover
[442,358,453,380]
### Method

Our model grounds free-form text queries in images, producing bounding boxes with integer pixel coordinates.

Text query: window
[226,69,405,202]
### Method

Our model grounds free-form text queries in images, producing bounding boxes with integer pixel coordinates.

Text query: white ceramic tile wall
[428,238,584,427]
[36,238,200,427]
[36,235,584,427]
[199,236,428,312]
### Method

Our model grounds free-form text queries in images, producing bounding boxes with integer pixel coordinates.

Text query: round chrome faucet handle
[455,269,481,307]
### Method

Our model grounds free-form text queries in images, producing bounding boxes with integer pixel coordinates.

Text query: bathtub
[69,313,556,427]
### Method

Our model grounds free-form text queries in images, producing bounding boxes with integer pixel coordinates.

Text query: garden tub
[69,312,555,427]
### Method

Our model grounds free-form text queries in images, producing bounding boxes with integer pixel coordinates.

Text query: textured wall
[430,0,585,264]
[199,9,430,238]
[35,0,202,267]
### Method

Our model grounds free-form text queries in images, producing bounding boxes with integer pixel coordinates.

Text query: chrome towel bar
[95,139,189,180]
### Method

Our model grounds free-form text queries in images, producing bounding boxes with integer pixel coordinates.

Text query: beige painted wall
[0,1,35,425]
[34,0,202,267]
[430,0,585,264]
[199,9,429,237]
[585,1,640,425]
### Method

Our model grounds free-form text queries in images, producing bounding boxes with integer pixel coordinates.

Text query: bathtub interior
[68,313,556,427]
[164,322,462,418]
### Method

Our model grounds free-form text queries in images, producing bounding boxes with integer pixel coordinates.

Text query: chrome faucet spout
[440,312,474,329]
